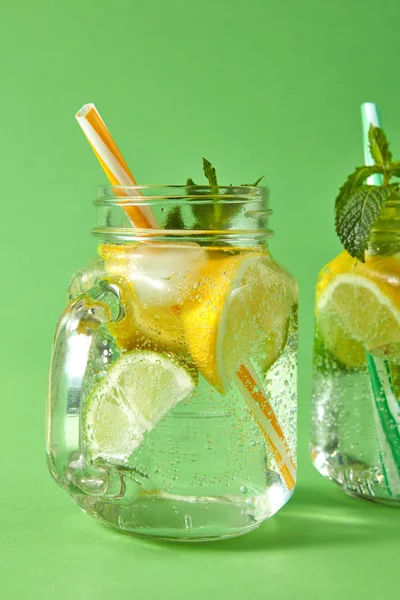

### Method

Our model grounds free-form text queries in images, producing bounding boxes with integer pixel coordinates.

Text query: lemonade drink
[47,185,298,540]
[311,242,400,502]
[311,113,400,504]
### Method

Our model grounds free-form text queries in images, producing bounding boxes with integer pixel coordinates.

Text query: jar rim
[92,184,272,242]
[94,184,268,206]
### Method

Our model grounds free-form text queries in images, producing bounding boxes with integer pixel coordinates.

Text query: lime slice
[84,351,196,464]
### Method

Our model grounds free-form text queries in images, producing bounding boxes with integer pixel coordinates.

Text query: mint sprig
[186,158,264,230]
[335,165,383,210]
[241,176,265,187]
[335,124,400,261]
[165,204,184,230]
[336,184,398,261]
[202,158,218,192]
[202,157,222,226]
[390,161,400,178]
[164,158,264,229]
[369,124,392,166]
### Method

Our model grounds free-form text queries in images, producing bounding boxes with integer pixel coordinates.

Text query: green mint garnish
[188,158,264,230]
[369,124,392,166]
[202,157,218,192]
[202,157,221,226]
[336,184,398,261]
[164,159,264,230]
[185,171,213,230]
[390,161,400,178]
[335,165,383,209]
[165,204,185,230]
[186,177,197,189]
[241,176,265,186]
[335,124,400,261]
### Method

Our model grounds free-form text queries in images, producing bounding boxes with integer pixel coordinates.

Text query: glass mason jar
[47,185,298,541]
[311,197,400,505]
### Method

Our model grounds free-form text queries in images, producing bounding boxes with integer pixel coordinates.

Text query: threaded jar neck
[92,185,272,246]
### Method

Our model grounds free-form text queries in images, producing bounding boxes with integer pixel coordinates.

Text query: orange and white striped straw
[236,361,296,490]
[76,102,295,491]
[75,103,158,229]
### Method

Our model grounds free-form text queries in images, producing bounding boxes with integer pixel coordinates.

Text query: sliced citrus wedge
[180,252,296,393]
[98,242,205,353]
[84,351,196,464]
[316,251,400,366]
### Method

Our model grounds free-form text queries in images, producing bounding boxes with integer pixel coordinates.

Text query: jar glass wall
[47,185,298,540]
[311,198,400,504]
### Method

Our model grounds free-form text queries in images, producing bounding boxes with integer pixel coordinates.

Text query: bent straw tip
[75,103,96,120]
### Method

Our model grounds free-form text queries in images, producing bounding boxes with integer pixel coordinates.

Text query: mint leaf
[241,176,265,186]
[186,174,217,230]
[186,177,197,189]
[202,158,218,192]
[334,125,400,258]
[335,184,398,261]
[335,165,383,209]
[369,124,392,166]
[201,158,222,226]
[165,205,184,230]
[251,176,265,186]
[389,161,400,178]
[186,160,265,232]
[186,178,209,197]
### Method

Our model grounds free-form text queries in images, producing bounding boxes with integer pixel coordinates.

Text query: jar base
[344,489,400,507]
[72,485,292,541]
[311,446,400,506]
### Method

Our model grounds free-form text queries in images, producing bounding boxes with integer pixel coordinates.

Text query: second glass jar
[311,197,400,504]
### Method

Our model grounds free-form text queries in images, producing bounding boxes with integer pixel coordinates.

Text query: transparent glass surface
[311,199,400,505]
[47,186,298,540]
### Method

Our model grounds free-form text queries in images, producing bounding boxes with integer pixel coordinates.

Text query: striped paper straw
[76,103,295,489]
[76,103,158,228]
[361,102,383,185]
[236,360,296,490]
[366,354,400,495]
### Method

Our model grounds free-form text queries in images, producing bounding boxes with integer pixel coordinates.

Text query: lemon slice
[316,315,365,368]
[84,351,195,464]
[180,253,296,393]
[98,242,205,353]
[108,279,183,353]
[316,251,400,366]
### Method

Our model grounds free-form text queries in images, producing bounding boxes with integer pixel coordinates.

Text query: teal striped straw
[361,102,400,495]
[361,103,383,184]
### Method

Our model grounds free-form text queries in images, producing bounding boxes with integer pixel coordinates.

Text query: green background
[2,0,400,597]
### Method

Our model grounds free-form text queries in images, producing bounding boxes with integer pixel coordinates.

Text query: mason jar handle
[46,279,124,497]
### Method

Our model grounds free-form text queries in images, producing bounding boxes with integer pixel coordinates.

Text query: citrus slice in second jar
[84,350,196,464]
[180,251,296,394]
[316,251,400,367]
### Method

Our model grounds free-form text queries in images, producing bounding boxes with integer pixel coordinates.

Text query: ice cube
[127,242,207,307]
